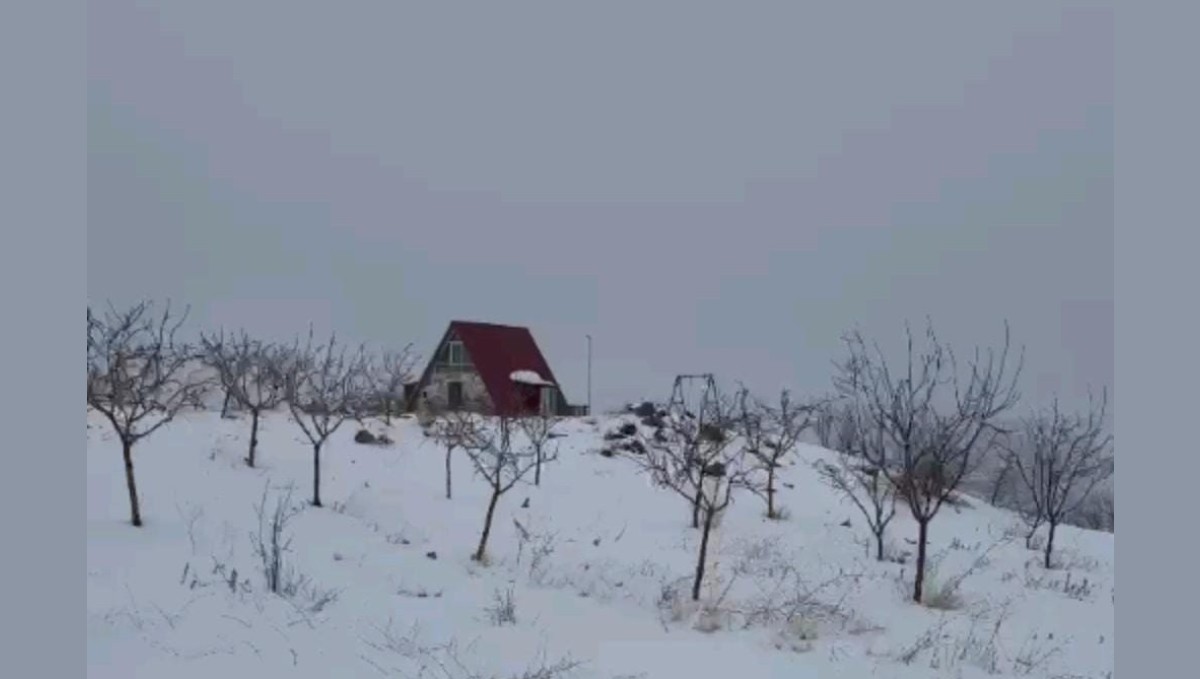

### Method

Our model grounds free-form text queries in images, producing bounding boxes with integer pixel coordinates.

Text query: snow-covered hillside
[87,410,1114,678]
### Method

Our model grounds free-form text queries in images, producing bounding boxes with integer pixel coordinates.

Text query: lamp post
[585,334,593,416]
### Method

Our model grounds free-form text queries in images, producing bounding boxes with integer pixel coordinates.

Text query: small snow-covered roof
[509,369,555,387]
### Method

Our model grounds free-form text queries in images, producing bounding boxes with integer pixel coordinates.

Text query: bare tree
[284,330,369,508]
[1070,488,1114,533]
[649,379,733,530]
[200,330,289,467]
[1005,391,1114,569]
[833,321,1023,603]
[86,301,208,526]
[429,408,481,500]
[462,415,541,562]
[988,454,1017,507]
[633,393,753,601]
[813,399,838,449]
[814,400,858,452]
[737,387,819,519]
[198,334,239,419]
[370,346,419,425]
[517,410,560,487]
[815,405,898,561]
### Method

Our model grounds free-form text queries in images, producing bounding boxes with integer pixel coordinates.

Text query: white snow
[510,369,555,387]
[87,410,1114,679]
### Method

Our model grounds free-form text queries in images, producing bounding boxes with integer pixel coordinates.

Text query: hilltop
[87,409,1114,679]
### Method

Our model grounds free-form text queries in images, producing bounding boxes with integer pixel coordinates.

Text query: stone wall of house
[423,367,492,412]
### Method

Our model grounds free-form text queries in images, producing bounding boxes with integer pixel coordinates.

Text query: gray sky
[88,1,1112,413]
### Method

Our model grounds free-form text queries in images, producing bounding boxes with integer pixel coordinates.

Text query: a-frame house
[404,320,577,417]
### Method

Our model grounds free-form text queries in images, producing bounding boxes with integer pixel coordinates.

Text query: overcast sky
[88,1,1112,414]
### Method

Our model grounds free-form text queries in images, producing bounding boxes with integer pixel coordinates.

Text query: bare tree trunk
[1025,518,1042,549]
[535,450,542,486]
[875,529,885,562]
[913,519,929,603]
[445,447,453,500]
[691,505,716,601]
[311,442,323,507]
[1044,521,1058,569]
[384,398,393,426]
[766,468,777,519]
[473,488,501,562]
[691,491,701,529]
[221,389,233,419]
[122,440,143,527]
[247,409,260,467]
[990,462,1011,505]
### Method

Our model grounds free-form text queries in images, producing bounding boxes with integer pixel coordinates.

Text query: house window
[442,340,470,366]
[437,339,472,374]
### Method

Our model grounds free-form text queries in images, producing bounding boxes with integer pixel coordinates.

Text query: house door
[448,381,464,409]
[540,387,556,416]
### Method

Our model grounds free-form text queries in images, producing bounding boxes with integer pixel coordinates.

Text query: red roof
[414,320,565,416]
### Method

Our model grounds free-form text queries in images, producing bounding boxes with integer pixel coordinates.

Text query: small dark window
[448,381,464,409]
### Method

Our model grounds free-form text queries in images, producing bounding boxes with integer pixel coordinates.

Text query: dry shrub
[485,586,519,626]
[921,569,965,611]
[363,620,583,679]
[727,537,862,643]
[897,602,1064,676]
[1024,570,1096,601]
[772,616,820,654]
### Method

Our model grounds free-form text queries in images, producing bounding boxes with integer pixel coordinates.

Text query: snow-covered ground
[87,410,1113,678]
